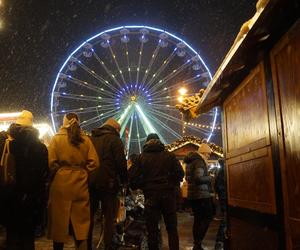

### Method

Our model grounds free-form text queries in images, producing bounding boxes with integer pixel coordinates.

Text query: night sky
[0,0,256,121]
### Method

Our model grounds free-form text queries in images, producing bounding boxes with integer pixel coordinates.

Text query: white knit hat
[198,143,212,154]
[16,110,33,127]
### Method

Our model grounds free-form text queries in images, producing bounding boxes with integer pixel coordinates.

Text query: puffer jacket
[135,139,184,194]
[184,151,212,200]
[91,125,128,193]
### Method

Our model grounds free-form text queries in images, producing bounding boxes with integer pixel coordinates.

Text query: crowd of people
[0,110,226,250]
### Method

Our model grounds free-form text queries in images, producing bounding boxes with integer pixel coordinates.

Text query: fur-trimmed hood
[8,123,39,144]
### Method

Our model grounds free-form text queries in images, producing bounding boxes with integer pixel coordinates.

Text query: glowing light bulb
[178,87,187,95]
[177,96,184,103]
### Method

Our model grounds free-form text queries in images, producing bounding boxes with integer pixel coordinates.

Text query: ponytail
[64,113,84,147]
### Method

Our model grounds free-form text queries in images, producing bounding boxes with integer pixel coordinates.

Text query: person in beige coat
[47,113,99,250]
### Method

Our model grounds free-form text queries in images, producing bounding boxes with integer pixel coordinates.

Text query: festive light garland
[165,135,223,157]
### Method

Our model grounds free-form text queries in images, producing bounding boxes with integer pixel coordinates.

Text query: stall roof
[197,0,300,113]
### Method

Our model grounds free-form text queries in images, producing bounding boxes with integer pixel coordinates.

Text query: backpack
[0,138,16,186]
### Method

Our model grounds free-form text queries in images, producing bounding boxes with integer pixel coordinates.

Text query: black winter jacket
[132,139,184,194]
[91,125,128,193]
[184,151,212,200]
[8,124,49,195]
[0,124,48,225]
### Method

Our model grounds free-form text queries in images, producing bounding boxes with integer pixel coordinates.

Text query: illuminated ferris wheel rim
[50,25,217,141]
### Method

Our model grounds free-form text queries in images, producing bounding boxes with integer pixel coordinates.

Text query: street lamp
[177,87,187,136]
[178,87,187,96]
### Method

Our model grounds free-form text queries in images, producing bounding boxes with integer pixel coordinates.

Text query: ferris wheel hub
[130,95,137,102]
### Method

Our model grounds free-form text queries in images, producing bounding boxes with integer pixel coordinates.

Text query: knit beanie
[103,118,121,131]
[198,143,212,154]
[15,110,33,127]
[146,133,160,142]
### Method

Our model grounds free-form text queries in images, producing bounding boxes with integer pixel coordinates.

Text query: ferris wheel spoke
[125,43,132,83]
[147,108,183,126]
[135,113,142,153]
[149,59,192,93]
[80,115,102,128]
[148,108,209,135]
[143,49,177,90]
[108,45,127,84]
[149,103,176,110]
[61,75,103,94]
[135,104,166,144]
[135,112,149,136]
[141,45,160,86]
[56,106,103,115]
[120,107,134,137]
[150,95,178,104]
[118,103,134,127]
[147,108,207,136]
[92,50,124,91]
[147,114,181,139]
[71,59,119,94]
[57,94,116,104]
[126,112,135,158]
[182,72,210,85]
[80,109,120,128]
[56,93,102,102]
[136,42,144,84]
[151,74,208,98]
[99,110,122,123]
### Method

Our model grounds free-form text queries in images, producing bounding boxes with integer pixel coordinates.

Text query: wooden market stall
[194,0,300,249]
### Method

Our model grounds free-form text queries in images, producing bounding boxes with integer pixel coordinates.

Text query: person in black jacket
[131,133,184,250]
[0,110,48,250]
[88,118,128,250]
[183,143,213,250]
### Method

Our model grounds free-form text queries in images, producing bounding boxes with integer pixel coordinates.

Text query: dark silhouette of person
[89,118,128,250]
[130,133,184,250]
[0,110,48,250]
[184,143,214,250]
[214,158,227,250]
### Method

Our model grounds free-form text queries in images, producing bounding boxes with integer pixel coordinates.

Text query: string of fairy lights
[182,120,221,135]
[165,135,223,157]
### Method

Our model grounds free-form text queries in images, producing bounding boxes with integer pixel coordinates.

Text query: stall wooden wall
[224,62,277,214]
[223,20,300,250]
[223,62,280,249]
[271,20,300,250]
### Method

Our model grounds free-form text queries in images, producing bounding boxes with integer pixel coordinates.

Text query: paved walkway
[0,213,219,250]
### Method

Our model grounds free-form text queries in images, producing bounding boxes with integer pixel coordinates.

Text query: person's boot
[193,243,204,250]
[215,241,224,250]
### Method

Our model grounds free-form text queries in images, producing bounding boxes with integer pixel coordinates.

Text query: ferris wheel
[50,25,218,155]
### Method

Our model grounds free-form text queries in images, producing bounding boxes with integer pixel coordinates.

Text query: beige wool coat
[47,128,99,242]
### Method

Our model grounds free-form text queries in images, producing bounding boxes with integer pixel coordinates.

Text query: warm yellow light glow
[177,96,184,103]
[178,87,187,95]
[0,112,54,142]
[0,112,22,120]
[0,20,4,30]
[0,123,54,139]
